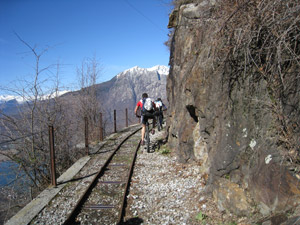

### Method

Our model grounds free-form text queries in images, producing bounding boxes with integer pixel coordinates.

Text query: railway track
[64,128,141,225]
[30,126,142,225]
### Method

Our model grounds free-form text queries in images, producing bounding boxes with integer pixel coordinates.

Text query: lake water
[0,161,22,186]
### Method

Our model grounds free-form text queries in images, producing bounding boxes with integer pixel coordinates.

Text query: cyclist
[154,98,167,129]
[134,93,156,145]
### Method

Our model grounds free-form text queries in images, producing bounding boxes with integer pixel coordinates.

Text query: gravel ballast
[123,129,247,225]
[5,124,251,225]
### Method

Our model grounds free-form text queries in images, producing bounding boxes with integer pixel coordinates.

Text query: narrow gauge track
[63,128,141,225]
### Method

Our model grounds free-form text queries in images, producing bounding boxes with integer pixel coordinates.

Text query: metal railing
[0,108,140,188]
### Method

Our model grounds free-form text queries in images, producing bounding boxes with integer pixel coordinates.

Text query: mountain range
[61,65,169,128]
[0,65,169,124]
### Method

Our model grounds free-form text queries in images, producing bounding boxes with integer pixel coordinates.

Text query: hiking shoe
[141,140,145,146]
[151,129,155,135]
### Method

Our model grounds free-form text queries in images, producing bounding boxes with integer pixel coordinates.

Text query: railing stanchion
[99,112,103,141]
[84,116,89,155]
[48,125,57,187]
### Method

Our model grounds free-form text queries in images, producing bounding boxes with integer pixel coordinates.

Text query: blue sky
[0,0,172,94]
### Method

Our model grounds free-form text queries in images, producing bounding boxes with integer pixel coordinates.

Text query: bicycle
[136,113,156,153]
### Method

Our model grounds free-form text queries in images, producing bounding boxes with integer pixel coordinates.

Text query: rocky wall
[167,0,300,219]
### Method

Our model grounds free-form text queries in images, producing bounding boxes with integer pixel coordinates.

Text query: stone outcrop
[166,0,300,219]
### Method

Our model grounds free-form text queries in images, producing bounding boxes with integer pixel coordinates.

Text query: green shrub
[196,211,207,223]
[160,146,171,155]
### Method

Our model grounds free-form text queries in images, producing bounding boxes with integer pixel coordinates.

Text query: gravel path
[5,124,250,225]
[123,129,246,225]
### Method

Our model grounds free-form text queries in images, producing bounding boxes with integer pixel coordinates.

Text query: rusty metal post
[125,108,128,127]
[48,125,57,187]
[114,110,117,133]
[99,112,103,141]
[84,116,89,155]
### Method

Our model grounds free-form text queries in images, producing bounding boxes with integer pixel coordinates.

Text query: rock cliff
[167,0,300,220]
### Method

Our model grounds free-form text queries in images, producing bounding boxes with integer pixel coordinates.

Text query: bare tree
[0,35,78,222]
[77,55,102,141]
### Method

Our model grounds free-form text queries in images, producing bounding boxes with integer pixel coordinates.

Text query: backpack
[142,98,153,112]
[155,100,163,110]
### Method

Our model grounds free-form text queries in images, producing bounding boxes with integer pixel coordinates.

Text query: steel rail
[63,127,141,225]
[117,139,141,224]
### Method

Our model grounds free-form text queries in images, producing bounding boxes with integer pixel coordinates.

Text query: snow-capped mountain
[0,95,25,104]
[0,90,71,115]
[59,64,168,121]
[147,65,169,75]
[1,65,168,117]
[117,65,169,79]
[0,90,71,104]
[110,65,168,104]
[95,64,169,123]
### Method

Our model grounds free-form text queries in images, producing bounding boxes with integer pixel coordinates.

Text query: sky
[0,0,172,95]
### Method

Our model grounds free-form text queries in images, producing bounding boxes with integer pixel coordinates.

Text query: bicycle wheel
[156,116,161,131]
[159,113,163,129]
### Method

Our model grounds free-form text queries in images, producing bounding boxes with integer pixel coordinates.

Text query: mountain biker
[134,93,156,145]
[154,98,167,128]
